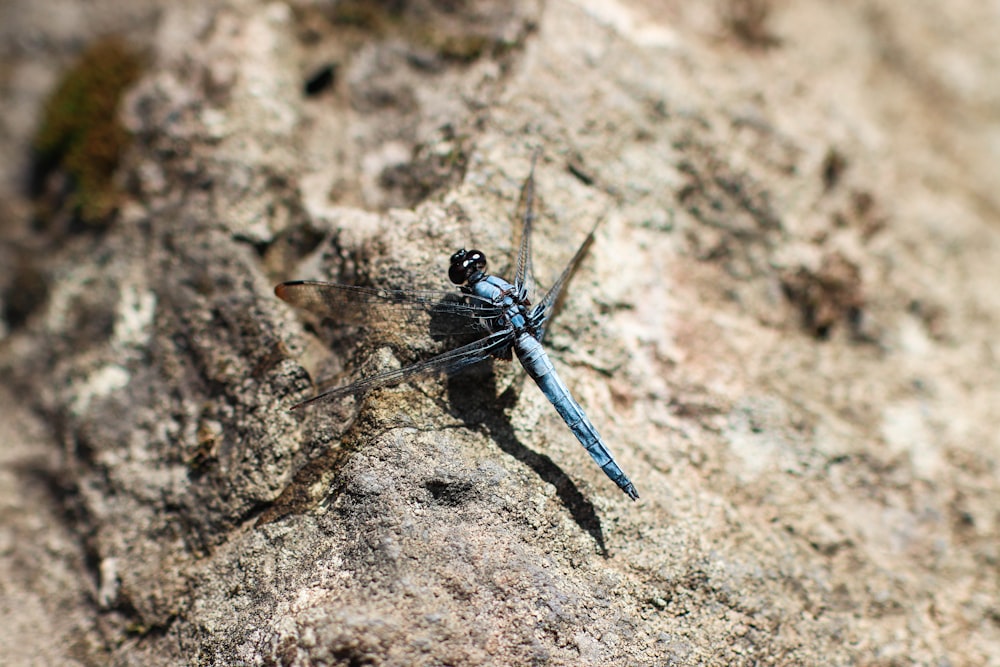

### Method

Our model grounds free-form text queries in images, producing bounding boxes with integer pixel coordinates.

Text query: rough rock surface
[2,0,999,665]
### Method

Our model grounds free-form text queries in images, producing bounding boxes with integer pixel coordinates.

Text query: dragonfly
[275,160,639,500]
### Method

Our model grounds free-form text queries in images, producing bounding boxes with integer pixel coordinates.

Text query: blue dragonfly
[275,161,638,500]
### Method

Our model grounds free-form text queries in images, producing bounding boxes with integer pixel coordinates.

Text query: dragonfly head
[449,248,487,285]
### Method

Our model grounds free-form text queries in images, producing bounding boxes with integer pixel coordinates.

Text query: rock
[1,0,998,664]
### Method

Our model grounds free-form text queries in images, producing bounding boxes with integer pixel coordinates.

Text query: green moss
[33,37,143,226]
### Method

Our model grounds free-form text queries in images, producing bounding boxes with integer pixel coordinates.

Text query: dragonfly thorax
[449,248,487,286]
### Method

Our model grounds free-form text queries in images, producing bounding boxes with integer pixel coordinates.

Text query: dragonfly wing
[289,328,516,410]
[511,150,541,299]
[275,281,500,338]
[531,218,600,342]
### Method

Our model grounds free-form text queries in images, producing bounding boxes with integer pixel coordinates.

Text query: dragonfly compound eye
[449,249,488,284]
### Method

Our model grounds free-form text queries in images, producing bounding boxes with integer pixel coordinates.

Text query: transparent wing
[511,150,541,299]
[289,328,516,409]
[530,218,600,342]
[275,281,501,340]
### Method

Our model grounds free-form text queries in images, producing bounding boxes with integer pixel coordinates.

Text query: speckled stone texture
[1,0,998,665]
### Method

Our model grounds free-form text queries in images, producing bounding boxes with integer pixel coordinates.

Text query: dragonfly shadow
[445,367,609,557]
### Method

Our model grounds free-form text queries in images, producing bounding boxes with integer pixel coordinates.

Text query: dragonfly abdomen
[514,334,639,500]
